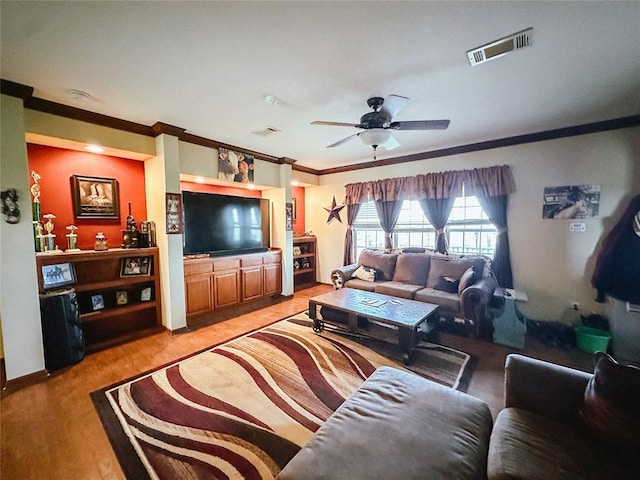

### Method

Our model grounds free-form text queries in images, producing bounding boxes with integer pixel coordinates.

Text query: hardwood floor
[1,284,595,479]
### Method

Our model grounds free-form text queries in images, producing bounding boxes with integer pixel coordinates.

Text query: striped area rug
[92,312,474,480]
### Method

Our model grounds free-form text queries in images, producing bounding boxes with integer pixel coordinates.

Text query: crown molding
[5,78,638,177]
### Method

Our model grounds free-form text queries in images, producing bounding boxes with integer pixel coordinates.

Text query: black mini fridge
[39,289,85,371]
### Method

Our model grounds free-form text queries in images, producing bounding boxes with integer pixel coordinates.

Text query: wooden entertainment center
[183,249,282,321]
[36,247,161,351]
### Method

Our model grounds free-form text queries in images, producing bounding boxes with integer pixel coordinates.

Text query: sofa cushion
[374,281,423,299]
[415,288,460,314]
[358,250,398,281]
[458,267,476,294]
[488,407,635,480]
[392,252,431,285]
[426,256,474,288]
[278,366,493,480]
[344,278,380,292]
[579,352,640,467]
[352,265,376,282]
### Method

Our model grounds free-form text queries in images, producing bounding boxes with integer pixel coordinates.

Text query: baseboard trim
[2,368,49,395]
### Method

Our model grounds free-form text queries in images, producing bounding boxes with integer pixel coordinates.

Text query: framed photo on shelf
[71,175,120,219]
[116,290,128,305]
[293,246,302,256]
[41,262,77,289]
[120,256,151,277]
[140,287,152,302]
[91,294,105,311]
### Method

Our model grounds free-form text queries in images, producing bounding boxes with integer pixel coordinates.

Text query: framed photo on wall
[71,175,120,219]
[166,193,183,234]
[286,203,293,231]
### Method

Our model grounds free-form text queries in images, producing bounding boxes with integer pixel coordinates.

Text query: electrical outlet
[571,302,579,310]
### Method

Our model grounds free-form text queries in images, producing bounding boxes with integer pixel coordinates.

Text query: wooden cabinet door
[263,262,282,296]
[241,266,263,301]
[185,274,213,315]
[213,270,240,309]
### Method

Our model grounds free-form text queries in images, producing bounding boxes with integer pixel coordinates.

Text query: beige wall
[306,127,640,323]
[1,95,45,379]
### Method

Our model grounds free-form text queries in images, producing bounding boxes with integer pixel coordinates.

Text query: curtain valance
[343,165,515,204]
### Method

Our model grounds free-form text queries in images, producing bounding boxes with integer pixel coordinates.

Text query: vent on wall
[467,28,533,66]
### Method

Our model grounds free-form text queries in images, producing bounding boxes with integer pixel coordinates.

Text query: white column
[145,134,187,331]
[0,94,45,379]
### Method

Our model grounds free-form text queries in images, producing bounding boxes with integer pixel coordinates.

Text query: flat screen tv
[182,191,270,257]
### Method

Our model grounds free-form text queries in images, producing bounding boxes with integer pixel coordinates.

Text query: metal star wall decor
[324,196,345,224]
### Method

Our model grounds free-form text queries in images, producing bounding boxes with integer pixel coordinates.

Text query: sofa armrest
[331,263,359,289]
[504,354,591,425]
[459,276,497,333]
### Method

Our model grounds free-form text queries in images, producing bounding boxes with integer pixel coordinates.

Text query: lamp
[359,128,391,148]
[359,128,393,160]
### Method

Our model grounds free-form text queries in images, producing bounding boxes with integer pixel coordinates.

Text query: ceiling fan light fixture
[359,128,391,147]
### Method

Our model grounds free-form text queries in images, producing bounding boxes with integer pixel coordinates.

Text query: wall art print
[217,148,254,183]
[72,175,120,219]
[542,184,600,219]
[166,193,183,234]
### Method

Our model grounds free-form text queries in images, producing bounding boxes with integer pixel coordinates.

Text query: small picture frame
[121,256,151,277]
[293,246,302,256]
[140,287,152,302]
[41,262,77,289]
[91,294,105,311]
[116,290,128,305]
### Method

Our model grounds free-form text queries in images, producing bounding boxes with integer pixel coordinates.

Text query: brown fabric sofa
[488,353,639,480]
[331,249,497,336]
[277,366,493,480]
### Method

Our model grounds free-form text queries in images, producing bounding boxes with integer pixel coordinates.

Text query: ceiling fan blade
[311,120,360,128]
[327,133,359,148]
[383,135,400,150]
[389,120,450,130]
[380,94,409,119]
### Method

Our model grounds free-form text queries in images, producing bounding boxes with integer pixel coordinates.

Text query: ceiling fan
[312,95,450,159]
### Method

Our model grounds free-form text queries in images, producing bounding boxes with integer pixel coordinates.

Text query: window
[352,193,496,258]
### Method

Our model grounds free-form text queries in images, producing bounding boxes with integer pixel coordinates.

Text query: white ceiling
[2,1,639,172]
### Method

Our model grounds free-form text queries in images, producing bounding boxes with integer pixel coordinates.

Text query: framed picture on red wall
[71,175,120,219]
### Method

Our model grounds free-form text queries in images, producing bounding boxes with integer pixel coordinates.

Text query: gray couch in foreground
[277,366,493,480]
[331,248,497,337]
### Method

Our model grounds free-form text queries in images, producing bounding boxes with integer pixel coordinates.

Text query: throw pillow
[579,352,640,467]
[352,266,376,282]
[458,267,476,294]
[434,276,459,293]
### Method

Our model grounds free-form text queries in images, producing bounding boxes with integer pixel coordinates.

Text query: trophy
[121,202,138,248]
[43,213,57,252]
[31,171,43,252]
[66,225,80,252]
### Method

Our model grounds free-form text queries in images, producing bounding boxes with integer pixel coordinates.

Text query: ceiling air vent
[252,126,280,137]
[467,28,533,66]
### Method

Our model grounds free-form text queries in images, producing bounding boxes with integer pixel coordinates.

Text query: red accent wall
[292,186,305,233]
[27,144,147,250]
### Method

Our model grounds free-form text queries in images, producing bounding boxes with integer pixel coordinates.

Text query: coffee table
[308,288,440,365]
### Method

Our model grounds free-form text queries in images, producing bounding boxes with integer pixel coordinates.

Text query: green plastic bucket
[574,326,611,354]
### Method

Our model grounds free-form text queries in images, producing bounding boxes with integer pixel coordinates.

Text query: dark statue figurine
[1,189,21,224]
